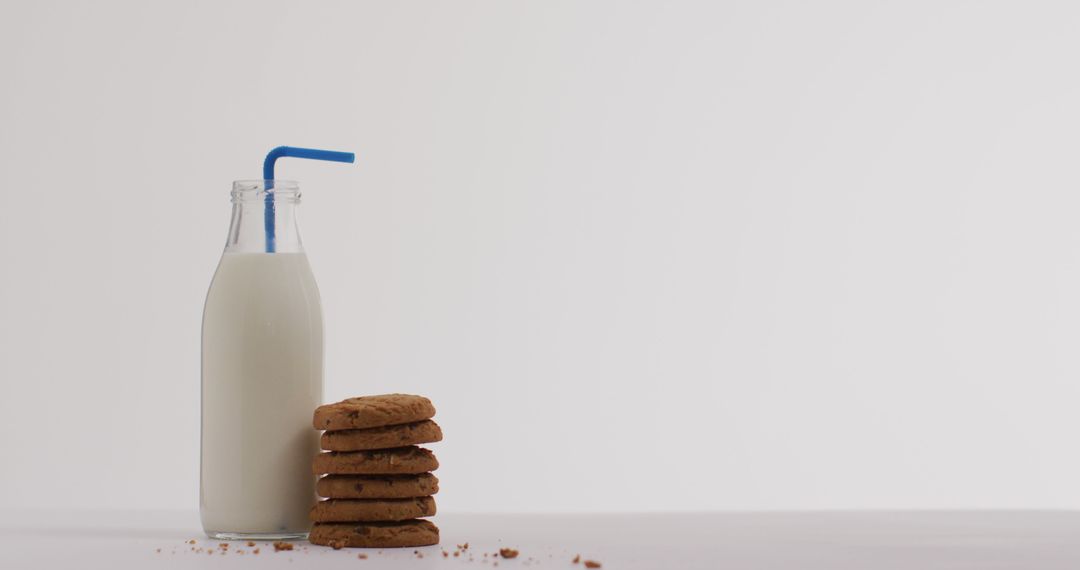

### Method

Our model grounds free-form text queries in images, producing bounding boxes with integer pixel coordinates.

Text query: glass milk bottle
[200,180,323,539]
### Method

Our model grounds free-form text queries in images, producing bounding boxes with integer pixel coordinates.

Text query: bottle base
[204,530,309,541]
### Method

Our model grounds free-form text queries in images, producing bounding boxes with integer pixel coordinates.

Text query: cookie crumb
[584,561,601,568]
[329,539,346,550]
[454,551,461,557]
[218,543,229,550]
[155,548,161,553]
[273,541,294,552]
[358,553,368,559]
[443,551,450,558]
[253,548,260,554]
[247,541,256,547]
[573,554,581,563]
[499,548,519,559]
[188,539,196,545]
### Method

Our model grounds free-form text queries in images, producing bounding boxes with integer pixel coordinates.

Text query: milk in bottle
[200,180,322,539]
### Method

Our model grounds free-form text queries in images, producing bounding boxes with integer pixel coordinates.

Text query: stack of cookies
[308,394,442,549]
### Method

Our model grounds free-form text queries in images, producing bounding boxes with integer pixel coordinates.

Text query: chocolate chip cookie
[313,394,436,431]
[317,473,439,499]
[312,446,438,475]
[309,520,440,548]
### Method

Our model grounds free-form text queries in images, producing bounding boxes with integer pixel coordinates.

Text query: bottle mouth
[231,180,300,202]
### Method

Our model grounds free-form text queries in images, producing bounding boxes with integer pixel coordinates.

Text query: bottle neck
[225,181,305,254]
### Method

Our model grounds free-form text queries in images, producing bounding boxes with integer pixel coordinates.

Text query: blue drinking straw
[262,146,356,253]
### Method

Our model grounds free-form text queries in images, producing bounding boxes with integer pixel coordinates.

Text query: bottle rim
[231,180,300,202]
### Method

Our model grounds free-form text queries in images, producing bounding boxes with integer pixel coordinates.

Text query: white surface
[4,1,1080,513]
[3,510,1080,570]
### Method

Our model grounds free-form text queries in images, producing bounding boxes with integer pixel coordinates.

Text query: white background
[1,0,1078,514]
